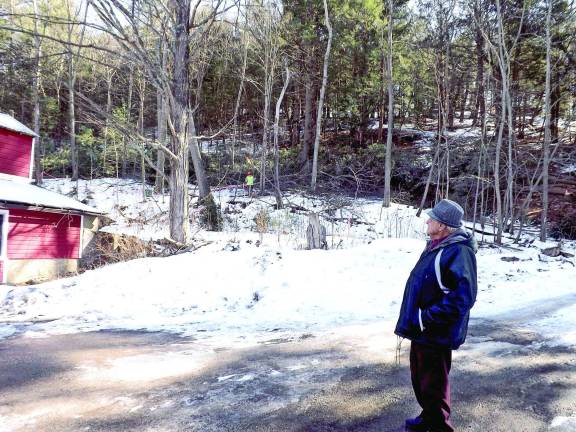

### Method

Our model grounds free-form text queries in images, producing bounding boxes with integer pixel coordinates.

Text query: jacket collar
[426,229,478,253]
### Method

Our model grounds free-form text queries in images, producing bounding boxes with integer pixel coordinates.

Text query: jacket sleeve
[421,245,477,327]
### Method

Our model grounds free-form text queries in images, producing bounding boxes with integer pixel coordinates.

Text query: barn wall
[6,259,78,284]
[0,128,33,179]
[8,209,81,259]
[0,211,102,284]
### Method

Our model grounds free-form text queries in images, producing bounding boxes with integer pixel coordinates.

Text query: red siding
[7,209,81,259]
[0,127,33,178]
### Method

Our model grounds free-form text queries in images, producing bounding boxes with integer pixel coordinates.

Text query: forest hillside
[1,0,575,241]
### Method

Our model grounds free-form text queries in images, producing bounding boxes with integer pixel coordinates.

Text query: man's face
[426,217,448,239]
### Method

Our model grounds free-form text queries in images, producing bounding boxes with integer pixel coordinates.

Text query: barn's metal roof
[0,113,37,137]
[0,179,104,216]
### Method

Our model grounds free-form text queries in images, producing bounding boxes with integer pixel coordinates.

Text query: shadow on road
[0,327,574,432]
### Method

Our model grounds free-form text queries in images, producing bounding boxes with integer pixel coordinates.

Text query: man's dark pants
[410,341,454,432]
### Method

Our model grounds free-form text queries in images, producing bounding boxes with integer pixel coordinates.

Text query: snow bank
[1,178,575,352]
[1,231,574,349]
[0,238,422,344]
[550,416,576,432]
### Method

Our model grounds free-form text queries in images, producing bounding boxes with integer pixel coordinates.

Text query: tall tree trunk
[155,87,167,193]
[257,4,281,194]
[154,39,167,193]
[188,115,210,199]
[169,0,192,243]
[493,0,508,243]
[494,0,526,237]
[232,34,249,168]
[310,0,332,191]
[540,0,552,241]
[459,81,468,123]
[472,111,488,236]
[378,39,385,144]
[64,0,88,183]
[299,67,314,169]
[383,0,394,207]
[102,68,113,175]
[505,43,522,232]
[123,69,134,178]
[64,3,77,182]
[519,93,527,138]
[288,92,299,147]
[32,0,42,184]
[471,1,485,127]
[448,76,456,129]
[273,64,290,209]
[434,44,450,199]
[550,71,561,144]
[494,89,505,244]
[260,70,272,193]
[68,52,78,181]
[504,75,515,233]
[138,72,146,201]
[416,141,441,216]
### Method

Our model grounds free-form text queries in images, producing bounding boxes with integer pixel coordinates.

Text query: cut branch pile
[81,231,210,270]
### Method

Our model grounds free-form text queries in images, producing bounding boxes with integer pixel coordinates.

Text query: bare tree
[102,55,116,176]
[64,0,89,183]
[88,0,232,241]
[154,38,167,193]
[540,0,552,241]
[472,99,489,238]
[383,0,394,207]
[31,0,43,184]
[310,0,333,191]
[136,68,147,201]
[247,1,283,194]
[435,0,456,199]
[273,62,290,209]
[299,59,315,170]
[416,142,441,216]
[470,0,486,128]
[475,0,525,243]
[154,96,167,192]
[492,2,507,243]
[123,66,134,178]
[417,0,457,212]
[170,0,198,241]
[231,23,249,168]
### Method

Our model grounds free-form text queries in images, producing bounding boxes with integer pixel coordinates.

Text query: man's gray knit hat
[427,199,464,228]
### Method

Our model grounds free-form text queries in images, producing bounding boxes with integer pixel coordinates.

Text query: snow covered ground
[39,177,428,245]
[1,178,574,351]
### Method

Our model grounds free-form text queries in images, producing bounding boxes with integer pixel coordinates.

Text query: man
[395,199,477,432]
[245,171,255,197]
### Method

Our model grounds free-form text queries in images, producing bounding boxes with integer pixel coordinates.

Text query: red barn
[0,113,104,284]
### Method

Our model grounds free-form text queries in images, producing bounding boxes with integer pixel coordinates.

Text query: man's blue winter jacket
[394,229,478,350]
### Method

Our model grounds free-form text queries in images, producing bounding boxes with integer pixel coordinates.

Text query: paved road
[0,321,574,432]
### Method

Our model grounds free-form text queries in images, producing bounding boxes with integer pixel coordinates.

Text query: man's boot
[405,415,429,431]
